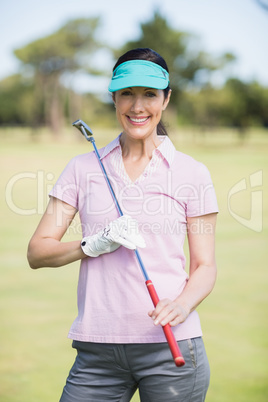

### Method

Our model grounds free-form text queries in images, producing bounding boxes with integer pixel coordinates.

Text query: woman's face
[113,87,171,140]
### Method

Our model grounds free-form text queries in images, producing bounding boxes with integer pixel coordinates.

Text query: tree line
[0,12,267,133]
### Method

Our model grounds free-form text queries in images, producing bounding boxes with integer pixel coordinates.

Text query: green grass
[0,127,267,401]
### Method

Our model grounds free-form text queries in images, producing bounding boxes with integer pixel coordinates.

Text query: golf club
[72,119,185,367]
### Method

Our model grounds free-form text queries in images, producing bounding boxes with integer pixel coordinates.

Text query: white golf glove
[81,215,146,257]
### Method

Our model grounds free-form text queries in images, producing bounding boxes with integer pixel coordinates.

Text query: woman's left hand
[148,299,190,327]
[148,213,218,329]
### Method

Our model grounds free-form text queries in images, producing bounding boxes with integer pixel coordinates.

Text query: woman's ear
[162,89,172,111]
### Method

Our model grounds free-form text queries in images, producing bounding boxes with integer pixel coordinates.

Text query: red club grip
[146,280,185,367]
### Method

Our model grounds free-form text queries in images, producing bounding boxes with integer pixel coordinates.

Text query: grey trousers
[59,337,210,402]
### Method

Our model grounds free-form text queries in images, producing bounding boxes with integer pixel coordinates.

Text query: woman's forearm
[27,238,86,269]
[148,213,217,327]
[175,263,217,314]
[148,263,217,327]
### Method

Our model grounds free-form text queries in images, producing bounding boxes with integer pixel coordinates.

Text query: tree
[0,74,35,125]
[116,11,235,106]
[178,78,268,133]
[14,18,102,133]
[221,78,268,129]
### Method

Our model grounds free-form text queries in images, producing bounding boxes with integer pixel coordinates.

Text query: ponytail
[157,120,168,136]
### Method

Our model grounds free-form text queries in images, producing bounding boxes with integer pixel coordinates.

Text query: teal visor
[108,60,169,92]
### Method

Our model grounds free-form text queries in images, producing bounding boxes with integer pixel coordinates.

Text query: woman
[28,48,218,402]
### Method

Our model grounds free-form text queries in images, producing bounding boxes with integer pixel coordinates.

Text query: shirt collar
[154,135,175,167]
[100,134,175,167]
[100,134,121,160]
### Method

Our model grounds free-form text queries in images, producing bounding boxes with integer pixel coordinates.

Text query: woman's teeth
[129,117,148,123]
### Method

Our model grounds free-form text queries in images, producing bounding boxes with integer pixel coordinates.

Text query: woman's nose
[130,96,145,113]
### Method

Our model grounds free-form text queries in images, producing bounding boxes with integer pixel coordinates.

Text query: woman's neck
[120,132,161,162]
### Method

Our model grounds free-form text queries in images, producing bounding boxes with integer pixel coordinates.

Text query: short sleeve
[49,157,78,209]
[186,162,219,217]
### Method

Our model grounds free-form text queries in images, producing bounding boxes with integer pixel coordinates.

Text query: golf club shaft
[75,121,185,367]
[90,137,123,216]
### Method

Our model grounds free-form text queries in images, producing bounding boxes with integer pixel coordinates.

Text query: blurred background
[1,0,267,401]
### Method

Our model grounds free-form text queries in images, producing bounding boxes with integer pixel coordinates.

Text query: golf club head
[72,119,93,141]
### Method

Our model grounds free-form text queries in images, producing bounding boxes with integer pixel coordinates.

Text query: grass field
[0,126,267,401]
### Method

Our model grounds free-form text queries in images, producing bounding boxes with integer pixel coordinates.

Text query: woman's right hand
[81,215,146,257]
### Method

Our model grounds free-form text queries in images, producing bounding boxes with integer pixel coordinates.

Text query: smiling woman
[28,47,218,402]
[110,49,171,137]
[111,84,171,182]
[108,49,172,182]
[113,86,170,144]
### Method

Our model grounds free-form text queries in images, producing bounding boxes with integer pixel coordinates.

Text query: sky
[1,0,268,92]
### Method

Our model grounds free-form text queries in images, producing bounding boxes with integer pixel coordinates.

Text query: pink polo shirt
[50,135,218,343]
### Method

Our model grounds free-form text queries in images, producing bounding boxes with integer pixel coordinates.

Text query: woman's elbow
[27,241,43,269]
[209,262,217,290]
[27,253,40,270]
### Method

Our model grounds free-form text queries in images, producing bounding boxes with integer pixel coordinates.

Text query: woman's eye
[121,91,132,96]
[145,92,156,97]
